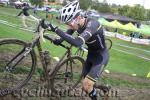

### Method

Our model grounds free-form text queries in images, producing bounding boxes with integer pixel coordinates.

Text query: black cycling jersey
[55,18,106,53]
[23,6,30,16]
[17,6,30,16]
[54,18,109,82]
[77,18,106,52]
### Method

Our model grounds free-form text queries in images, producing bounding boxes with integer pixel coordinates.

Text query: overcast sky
[98,0,150,9]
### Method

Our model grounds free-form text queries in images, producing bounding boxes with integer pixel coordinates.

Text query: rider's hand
[41,19,58,32]
[47,23,58,32]
[53,39,62,45]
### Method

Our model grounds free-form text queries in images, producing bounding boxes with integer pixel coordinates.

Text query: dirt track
[1,87,150,100]
[1,71,150,100]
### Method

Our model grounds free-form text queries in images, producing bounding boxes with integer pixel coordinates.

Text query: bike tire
[49,56,85,91]
[105,38,112,50]
[0,38,36,96]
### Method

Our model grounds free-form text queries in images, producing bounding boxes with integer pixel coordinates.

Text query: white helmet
[59,1,81,23]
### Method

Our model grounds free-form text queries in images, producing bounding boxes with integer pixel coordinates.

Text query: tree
[48,0,55,2]
[79,0,92,10]
[118,5,130,16]
[127,4,145,20]
[110,7,118,14]
[103,0,108,4]
[145,9,150,21]
[91,2,111,13]
[29,0,44,7]
[118,5,145,21]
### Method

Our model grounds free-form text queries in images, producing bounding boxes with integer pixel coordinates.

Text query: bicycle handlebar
[37,19,88,52]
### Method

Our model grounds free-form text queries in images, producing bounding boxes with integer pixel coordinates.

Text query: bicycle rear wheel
[50,56,85,91]
[105,38,112,50]
[0,38,36,96]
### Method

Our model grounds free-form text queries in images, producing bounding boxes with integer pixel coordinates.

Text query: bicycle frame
[3,19,87,90]
[35,36,73,89]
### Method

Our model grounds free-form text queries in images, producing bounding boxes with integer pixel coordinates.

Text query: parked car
[129,32,143,39]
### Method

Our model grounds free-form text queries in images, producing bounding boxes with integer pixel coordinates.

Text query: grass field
[0,7,150,77]
[0,6,150,89]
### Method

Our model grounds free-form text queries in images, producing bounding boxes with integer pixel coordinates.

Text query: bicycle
[0,19,112,99]
[0,20,85,96]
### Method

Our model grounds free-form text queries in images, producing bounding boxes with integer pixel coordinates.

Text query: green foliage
[118,5,145,21]
[79,0,92,10]
[118,5,130,16]
[91,2,111,13]
[29,0,44,7]
[127,4,145,20]
[145,9,150,21]
[99,3,111,13]
[48,0,55,2]
[110,7,118,14]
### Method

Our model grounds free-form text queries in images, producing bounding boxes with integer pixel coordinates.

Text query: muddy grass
[0,52,150,100]
[0,71,150,100]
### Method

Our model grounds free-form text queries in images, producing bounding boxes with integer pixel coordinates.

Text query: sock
[89,88,97,100]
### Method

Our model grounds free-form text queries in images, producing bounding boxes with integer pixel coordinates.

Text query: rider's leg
[22,15,27,27]
[82,77,97,100]
[29,15,39,23]
[82,59,105,99]
[82,50,109,100]
[81,61,98,100]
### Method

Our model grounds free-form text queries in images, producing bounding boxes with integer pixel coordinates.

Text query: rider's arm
[55,29,74,43]
[55,20,101,47]
[17,11,23,16]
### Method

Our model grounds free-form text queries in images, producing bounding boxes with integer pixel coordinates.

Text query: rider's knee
[82,77,95,93]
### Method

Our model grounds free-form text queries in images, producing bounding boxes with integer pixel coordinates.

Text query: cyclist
[42,1,109,100]
[17,3,39,27]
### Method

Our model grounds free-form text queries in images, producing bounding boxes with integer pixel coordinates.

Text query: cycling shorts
[81,49,109,82]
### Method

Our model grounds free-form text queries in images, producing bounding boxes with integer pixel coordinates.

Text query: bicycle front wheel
[50,56,85,90]
[0,38,36,96]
